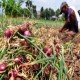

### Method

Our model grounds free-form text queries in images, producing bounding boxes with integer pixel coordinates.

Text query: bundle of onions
[4,29,14,38]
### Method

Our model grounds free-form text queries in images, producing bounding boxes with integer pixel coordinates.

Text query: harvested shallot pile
[0,22,80,80]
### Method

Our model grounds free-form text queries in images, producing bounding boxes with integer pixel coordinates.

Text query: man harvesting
[59,2,80,34]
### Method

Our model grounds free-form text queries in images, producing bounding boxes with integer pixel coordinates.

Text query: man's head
[60,2,69,14]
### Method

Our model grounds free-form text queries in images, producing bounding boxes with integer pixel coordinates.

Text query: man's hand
[67,31,76,36]
[59,29,63,32]
[59,18,70,33]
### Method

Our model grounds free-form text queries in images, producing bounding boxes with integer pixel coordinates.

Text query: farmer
[59,2,80,34]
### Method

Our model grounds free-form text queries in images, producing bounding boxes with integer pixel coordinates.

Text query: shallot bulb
[12,70,18,77]
[4,29,14,38]
[18,26,27,34]
[43,47,52,57]
[0,63,7,72]
[14,58,22,63]
[21,40,29,46]
[18,22,30,34]
[24,31,31,37]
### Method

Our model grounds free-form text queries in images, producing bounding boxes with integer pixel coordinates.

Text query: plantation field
[0,15,64,28]
[0,15,64,35]
[0,16,80,80]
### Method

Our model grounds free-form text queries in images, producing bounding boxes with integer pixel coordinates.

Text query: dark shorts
[67,20,78,33]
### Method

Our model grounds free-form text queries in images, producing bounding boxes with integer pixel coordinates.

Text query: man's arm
[70,10,77,23]
[59,18,70,32]
[70,9,78,33]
